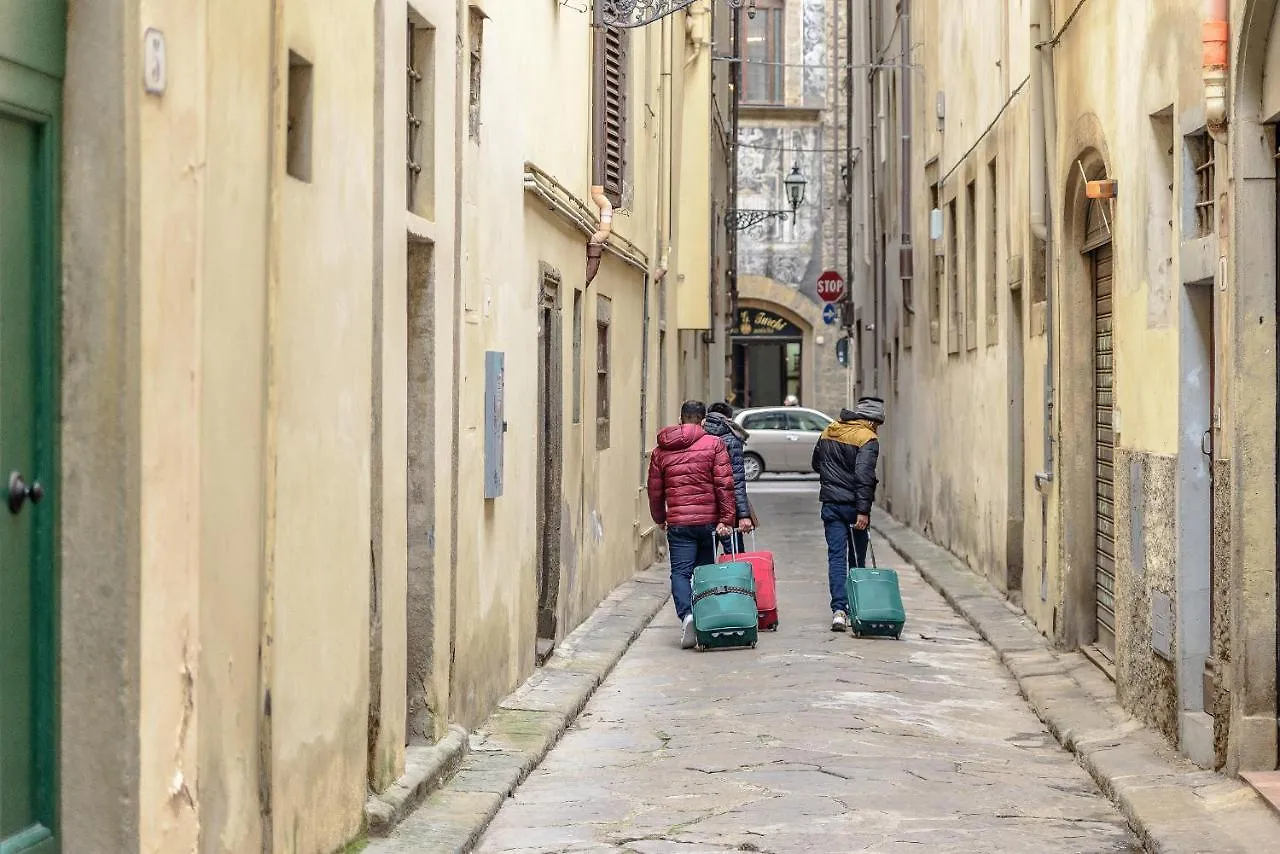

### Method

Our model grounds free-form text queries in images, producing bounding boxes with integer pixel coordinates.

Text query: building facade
[732,0,855,418]
[860,0,1279,779]
[0,2,728,852]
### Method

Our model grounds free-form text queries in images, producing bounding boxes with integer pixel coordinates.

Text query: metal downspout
[898,0,913,311]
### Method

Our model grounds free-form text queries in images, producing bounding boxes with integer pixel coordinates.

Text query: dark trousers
[717,529,745,556]
[666,524,716,620]
[821,502,869,613]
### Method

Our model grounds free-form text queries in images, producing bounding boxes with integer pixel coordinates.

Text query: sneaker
[681,615,697,649]
[831,610,849,632]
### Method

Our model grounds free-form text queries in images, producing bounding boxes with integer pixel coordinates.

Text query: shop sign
[734,308,802,338]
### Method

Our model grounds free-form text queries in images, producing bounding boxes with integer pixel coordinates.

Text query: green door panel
[0,4,63,851]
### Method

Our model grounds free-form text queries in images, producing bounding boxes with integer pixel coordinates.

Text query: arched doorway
[731,306,806,407]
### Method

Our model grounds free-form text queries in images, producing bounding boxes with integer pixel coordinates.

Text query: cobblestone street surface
[475,481,1139,853]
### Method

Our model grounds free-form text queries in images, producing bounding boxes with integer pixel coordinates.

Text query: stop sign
[817,270,845,302]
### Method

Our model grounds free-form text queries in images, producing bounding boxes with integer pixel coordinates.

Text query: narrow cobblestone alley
[475,479,1140,853]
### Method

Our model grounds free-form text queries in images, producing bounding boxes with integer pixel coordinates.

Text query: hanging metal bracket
[596,0,746,29]
[725,209,791,231]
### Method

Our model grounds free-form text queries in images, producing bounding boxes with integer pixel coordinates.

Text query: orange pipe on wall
[1203,0,1228,136]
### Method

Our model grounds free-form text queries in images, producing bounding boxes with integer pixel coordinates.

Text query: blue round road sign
[822,303,838,325]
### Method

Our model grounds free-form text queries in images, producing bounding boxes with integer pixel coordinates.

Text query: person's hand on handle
[855,514,870,531]
[738,517,754,533]
[715,523,732,538]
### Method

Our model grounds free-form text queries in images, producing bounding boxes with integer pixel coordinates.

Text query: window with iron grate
[468,8,483,141]
[1187,132,1214,237]
[407,12,435,216]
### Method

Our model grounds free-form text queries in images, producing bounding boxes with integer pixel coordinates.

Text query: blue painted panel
[484,351,505,499]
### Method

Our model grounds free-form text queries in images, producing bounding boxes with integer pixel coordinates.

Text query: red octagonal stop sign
[817,270,845,303]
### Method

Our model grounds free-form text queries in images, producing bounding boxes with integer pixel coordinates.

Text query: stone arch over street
[732,275,820,410]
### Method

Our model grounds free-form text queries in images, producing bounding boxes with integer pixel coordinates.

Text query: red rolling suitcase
[718,532,779,631]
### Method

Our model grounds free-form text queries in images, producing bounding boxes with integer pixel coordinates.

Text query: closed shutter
[1092,242,1116,658]
[597,26,628,207]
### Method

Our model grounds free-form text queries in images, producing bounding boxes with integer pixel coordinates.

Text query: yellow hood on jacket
[821,419,878,448]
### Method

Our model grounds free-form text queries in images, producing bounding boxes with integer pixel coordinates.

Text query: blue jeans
[822,503,869,613]
[667,524,716,620]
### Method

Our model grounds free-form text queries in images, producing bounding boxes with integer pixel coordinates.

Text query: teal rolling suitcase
[846,537,906,639]
[691,560,759,650]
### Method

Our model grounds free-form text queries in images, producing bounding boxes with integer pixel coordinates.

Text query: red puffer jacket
[647,424,736,527]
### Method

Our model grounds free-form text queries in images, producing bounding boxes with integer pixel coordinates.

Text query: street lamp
[726,163,808,231]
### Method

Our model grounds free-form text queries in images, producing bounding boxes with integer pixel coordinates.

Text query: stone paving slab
[472,487,1141,853]
[367,565,671,852]
[874,514,1280,854]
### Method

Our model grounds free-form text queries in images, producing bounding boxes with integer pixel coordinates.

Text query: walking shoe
[681,615,697,649]
[831,610,849,632]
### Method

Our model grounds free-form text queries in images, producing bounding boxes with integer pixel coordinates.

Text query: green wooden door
[0,4,64,853]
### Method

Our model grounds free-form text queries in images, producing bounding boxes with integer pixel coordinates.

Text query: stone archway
[732,276,833,412]
[1055,134,1114,656]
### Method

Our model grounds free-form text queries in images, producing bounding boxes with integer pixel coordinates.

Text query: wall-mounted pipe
[1203,0,1228,140]
[898,0,914,308]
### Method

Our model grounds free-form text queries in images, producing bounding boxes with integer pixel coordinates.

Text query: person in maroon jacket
[648,400,736,648]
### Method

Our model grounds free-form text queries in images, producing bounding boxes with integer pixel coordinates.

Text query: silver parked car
[733,407,833,481]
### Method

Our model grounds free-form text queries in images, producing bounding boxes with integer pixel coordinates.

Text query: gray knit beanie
[852,396,885,423]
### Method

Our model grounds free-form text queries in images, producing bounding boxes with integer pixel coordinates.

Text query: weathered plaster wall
[268,2,377,849]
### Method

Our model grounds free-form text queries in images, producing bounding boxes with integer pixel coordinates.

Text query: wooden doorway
[535,268,564,663]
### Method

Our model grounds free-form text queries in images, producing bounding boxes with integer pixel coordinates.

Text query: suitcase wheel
[750,641,757,649]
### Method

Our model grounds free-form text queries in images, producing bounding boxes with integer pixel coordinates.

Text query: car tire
[743,453,764,482]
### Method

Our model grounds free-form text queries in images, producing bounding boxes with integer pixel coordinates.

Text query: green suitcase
[691,560,758,650]
[847,537,906,639]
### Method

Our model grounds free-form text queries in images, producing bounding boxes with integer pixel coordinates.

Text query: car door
[786,410,831,470]
[740,410,791,475]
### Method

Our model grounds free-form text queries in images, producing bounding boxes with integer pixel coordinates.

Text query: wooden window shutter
[597,26,628,207]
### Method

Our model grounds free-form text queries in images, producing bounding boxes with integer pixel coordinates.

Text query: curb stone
[365,564,671,853]
[874,515,1280,854]
[365,725,470,836]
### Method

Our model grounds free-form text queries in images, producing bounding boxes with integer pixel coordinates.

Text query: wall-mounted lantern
[726,163,808,231]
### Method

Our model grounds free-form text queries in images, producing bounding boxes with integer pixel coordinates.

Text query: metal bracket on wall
[596,0,747,28]
[725,209,791,232]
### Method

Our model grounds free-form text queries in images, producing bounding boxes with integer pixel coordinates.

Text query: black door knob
[8,471,44,514]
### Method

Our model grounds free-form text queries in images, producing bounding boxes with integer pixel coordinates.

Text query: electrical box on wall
[484,351,505,499]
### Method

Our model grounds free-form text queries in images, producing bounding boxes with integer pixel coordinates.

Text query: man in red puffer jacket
[648,400,736,648]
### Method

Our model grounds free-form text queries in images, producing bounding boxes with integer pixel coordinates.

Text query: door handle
[786,434,799,441]
[1201,430,1212,458]
[7,471,44,514]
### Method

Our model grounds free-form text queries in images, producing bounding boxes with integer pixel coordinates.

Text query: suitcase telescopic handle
[850,523,878,570]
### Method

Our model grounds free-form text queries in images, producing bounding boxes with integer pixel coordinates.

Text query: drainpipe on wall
[898,0,914,311]
[1031,0,1058,603]
[1203,0,1228,143]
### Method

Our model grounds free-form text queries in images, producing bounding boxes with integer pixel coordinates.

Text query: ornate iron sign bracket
[725,209,791,231]
[596,0,745,29]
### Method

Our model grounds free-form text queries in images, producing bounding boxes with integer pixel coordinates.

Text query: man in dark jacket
[703,401,754,553]
[649,400,736,648]
[811,396,884,632]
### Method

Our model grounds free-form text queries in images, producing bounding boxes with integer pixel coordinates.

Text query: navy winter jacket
[702,413,751,521]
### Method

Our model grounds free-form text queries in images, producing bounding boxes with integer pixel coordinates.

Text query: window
[947,198,959,354]
[788,412,830,433]
[286,50,313,182]
[965,180,977,350]
[572,289,582,423]
[742,411,788,431]
[467,7,483,141]
[596,295,612,450]
[657,278,667,428]
[594,26,629,207]
[929,182,941,344]
[407,13,435,216]
[1187,131,1214,237]
[741,0,784,104]
[986,159,999,345]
